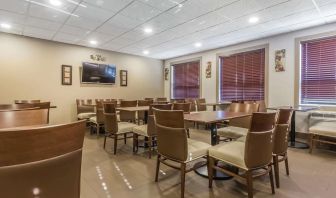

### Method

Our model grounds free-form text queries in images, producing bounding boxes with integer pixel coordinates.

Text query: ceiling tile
[0,0,28,14]
[23,26,55,40]
[26,17,62,31]
[138,0,184,11]
[119,1,162,22]
[53,32,81,44]
[83,0,133,12]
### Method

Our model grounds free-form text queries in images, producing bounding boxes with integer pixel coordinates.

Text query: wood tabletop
[184,111,250,124]
[267,106,319,112]
[116,106,150,111]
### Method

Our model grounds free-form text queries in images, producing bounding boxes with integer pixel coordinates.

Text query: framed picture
[61,65,72,85]
[275,49,286,72]
[120,70,128,86]
[164,68,169,81]
[206,61,211,78]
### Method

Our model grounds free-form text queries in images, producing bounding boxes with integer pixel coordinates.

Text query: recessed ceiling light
[178,4,183,8]
[194,42,202,48]
[49,0,62,6]
[248,16,259,23]
[89,40,97,45]
[144,28,153,34]
[0,23,11,29]
[143,50,149,55]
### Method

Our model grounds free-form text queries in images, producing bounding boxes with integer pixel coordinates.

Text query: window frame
[216,45,269,103]
[170,57,202,99]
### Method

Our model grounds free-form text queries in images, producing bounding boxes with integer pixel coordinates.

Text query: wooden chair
[31,102,51,123]
[185,98,197,112]
[244,100,267,112]
[0,104,36,111]
[196,98,206,111]
[137,100,153,125]
[208,112,277,198]
[89,101,104,135]
[0,109,49,129]
[119,100,137,123]
[103,103,137,155]
[76,99,95,120]
[217,103,259,142]
[0,120,86,198]
[173,103,192,137]
[154,109,211,198]
[156,97,167,102]
[170,99,185,103]
[133,104,172,158]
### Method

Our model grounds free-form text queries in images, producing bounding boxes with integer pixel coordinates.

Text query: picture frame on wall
[275,49,286,72]
[61,65,72,85]
[120,70,128,86]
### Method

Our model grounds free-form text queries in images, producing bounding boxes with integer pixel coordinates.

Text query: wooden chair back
[196,98,206,111]
[172,103,191,114]
[14,100,41,104]
[0,121,86,198]
[0,109,49,129]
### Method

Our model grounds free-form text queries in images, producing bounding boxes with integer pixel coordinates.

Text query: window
[219,48,265,101]
[300,36,336,105]
[171,60,200,99]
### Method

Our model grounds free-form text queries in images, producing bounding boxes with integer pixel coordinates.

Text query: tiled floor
[80,129,336,198]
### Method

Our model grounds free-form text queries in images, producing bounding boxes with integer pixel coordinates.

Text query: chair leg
[246,170,253,198]
[96,124,100,136]
[133,134,137,153]
[309,134,314,154]
[186,129,190,138]
[114,135,118,155]
[124,133,127,144]
[155,154,161,182]
[148,137,152,159]
[269,165,275,194]
[180,163,186,198]
[103,136,107,149]
[208,156,214,188]
[273,155,280,188]
[285,155,290,176]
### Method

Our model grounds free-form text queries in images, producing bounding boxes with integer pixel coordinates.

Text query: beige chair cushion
[236,135,247,142]
[208,141,247,170]
[309,121,336,137]
[77,112,95,120]
[217,126,248,139]
[89,116,97,123]
[133,124,148,137]
[186,139,211,162]
[118,122,137,134]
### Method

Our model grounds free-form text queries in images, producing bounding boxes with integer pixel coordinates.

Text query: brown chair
[196,98,206,111]
[103,103,137,154]
[89,101,104,135]
[0,121,86,198]
[0,104,36,111]
[170,99,185,103]
[145,97,154,101]
[217,103,260,142]
[137,100,153,125]
[244,100,267,112]
[31,102,51,123]
[172,103,191,114]
[154,109,211,198]
[185,98,197,112]
[156,97,167,102]
[208,112,277,198]
[133,103,172,159]
[119,100,137,123]
[0,109,49,129]
[14,100,41,104]
[76,99,95,120]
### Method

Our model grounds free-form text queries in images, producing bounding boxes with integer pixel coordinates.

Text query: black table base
[288,141,309,149]
[194,161,237,180]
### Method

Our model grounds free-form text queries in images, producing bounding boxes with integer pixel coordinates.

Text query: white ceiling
[1,0,336,59]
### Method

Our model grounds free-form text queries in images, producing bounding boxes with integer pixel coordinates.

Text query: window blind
[219,48,265,101]
[301,37,336,105]
[171,61,200,99]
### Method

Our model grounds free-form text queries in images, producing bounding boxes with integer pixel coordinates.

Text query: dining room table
[267,105,319,149]
[184,111,251,180]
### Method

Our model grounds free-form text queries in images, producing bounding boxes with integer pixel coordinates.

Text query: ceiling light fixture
[0,23,11,29]
[194,42,202,48]
[25,0,79,17]
[144,28,153,34]
[89,40,98,45]
[143,50,149,55]
[49,0,62,7]
[248,16,259,23]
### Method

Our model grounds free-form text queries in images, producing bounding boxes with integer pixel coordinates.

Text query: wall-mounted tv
[81,62,116,84]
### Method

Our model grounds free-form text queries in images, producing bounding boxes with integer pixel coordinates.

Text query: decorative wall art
[90,54,106,62]
[120,70,128,86]
[275,49,286,72]
[61,65,72,85]
[206,61,212,78]
[164,68,169,80]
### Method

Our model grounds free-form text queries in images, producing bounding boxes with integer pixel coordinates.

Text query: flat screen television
[81,62,116,84]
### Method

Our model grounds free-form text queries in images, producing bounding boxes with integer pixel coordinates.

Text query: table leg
[213,105,216,111]
[194,123,235,180]
[144,110,148,124]
[288,110,309,149]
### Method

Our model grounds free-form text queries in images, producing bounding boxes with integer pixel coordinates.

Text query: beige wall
[0,33,164,124]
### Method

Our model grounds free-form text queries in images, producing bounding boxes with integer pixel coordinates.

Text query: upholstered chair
[154,109,211,198]
[119,100,137,123]
[76,99,95,120]
[137,99,153,125]
[196,98,207,111]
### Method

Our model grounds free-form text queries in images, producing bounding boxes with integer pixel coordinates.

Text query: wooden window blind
[171,61,200,99]
[301,36,336,105]
[219,48,265,101]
